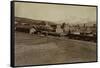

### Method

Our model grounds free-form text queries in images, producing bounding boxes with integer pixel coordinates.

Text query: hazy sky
[15,2,96,24]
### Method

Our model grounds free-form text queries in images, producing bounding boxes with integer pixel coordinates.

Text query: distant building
[56,24,63,35]
[29,26,36,35]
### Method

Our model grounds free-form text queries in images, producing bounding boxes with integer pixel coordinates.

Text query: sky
[15,2,97,24]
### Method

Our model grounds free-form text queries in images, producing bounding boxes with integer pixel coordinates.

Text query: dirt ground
[15,32,97,66]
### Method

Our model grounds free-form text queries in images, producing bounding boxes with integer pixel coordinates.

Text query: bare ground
[15,32,97,66]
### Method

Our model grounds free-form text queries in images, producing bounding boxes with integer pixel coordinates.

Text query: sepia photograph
[11,1,97,67]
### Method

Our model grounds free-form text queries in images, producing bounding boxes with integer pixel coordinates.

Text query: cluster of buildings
[62,23,96,36]
[15,19,97,42]
[15,20,96,36]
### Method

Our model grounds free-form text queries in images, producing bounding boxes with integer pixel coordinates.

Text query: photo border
[11,1,98,67]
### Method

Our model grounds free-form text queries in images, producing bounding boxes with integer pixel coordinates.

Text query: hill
[15,17,56,25]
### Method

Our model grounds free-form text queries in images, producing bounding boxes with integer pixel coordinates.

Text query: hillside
[15,17,56,25]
